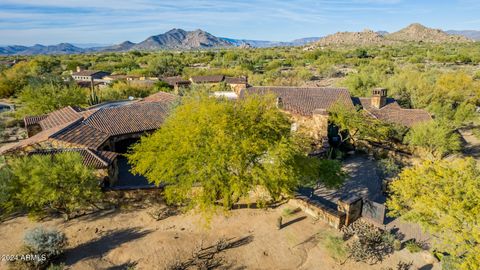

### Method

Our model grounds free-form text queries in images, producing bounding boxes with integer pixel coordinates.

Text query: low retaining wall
[290,195,346,229]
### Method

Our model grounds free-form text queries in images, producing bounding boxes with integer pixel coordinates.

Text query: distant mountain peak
[388,23,472,43]
[133,28,232,50]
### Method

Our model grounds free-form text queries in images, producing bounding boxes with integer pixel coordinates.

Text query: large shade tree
[387,158,480,270]
[127,94,345,214]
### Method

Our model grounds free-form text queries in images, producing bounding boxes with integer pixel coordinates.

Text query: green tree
[403,120,461,158]
[17,79,87,117]
[0,152,102,219]
[328,103,404,146]
[127,94,343,215]
[387,158,480,270]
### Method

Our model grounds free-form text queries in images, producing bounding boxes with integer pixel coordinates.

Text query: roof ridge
[48,117,84,139]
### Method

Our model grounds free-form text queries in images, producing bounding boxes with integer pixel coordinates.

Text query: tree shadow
[106,261,138,270]
[65,227,152,265]
[72,207,121,223]
[419,264,434,270]
[281,216,307,229]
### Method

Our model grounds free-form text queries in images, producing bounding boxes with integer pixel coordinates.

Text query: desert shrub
[324,235,347,262]
[282,207,297,217]
[405,239,424,253]
[24,227,67,259]
[343,221,395,264]
[9,227,67,269]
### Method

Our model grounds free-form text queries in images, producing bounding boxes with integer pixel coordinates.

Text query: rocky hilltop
[388,23,471,43]
[313,23,473,47]
[316,29,388,46]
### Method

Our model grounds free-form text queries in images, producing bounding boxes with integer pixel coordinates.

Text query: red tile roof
[240,86,354,116]
[51,121,110,149]
[3,92,177,155]
[24,115,47,126]
[84,102,171,136]
[0,118,83,154]
[357,97,432,127]
[28,148,117,169]
[38,106,83,130]
[141,91,178,103]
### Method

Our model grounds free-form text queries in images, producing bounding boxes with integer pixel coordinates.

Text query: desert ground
[0,202,440,270]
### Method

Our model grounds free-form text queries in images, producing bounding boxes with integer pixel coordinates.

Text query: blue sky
[0,0,479,45]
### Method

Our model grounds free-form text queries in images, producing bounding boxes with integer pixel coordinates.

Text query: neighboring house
[190,75,225,84]
[225,76,248,93]
[354,88,432,127]
[240,86,354,143]
[160,76,192,91]
[72,69,111,82]
[1,91,178,186]
[190,75,249,93]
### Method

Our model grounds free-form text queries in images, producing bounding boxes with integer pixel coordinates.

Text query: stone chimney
[371,88,387,109]
[76,66,83,73]
[276,97,284,109]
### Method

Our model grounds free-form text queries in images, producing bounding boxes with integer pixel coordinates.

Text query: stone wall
[290,111,329,142]
[289,195,346,229]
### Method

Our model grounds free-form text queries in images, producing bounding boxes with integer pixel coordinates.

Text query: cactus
[88,88,100,106]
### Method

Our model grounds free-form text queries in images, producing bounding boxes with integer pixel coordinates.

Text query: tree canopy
[127,94,345,214]
[0,152,102,219]
[17,78,87,117]
[403,120,462,159]
[387,158,480,270]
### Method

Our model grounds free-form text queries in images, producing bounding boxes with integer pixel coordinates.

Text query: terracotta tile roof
[5,91,175,155]
[357,97,432,127]
[190,75,225,83]
[225,76,247,84]
[240,86,354,116]
[38,106,83,130]
[51,121,110,149]
[24,115,48,126]
[28,148,117,169]
[84,102,171,136]
[0,118,83,154]
[141,91,178,103]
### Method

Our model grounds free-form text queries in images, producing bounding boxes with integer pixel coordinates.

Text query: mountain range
[0,24,477,55]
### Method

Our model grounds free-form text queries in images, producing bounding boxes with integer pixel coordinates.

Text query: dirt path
[459,128,480,160]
